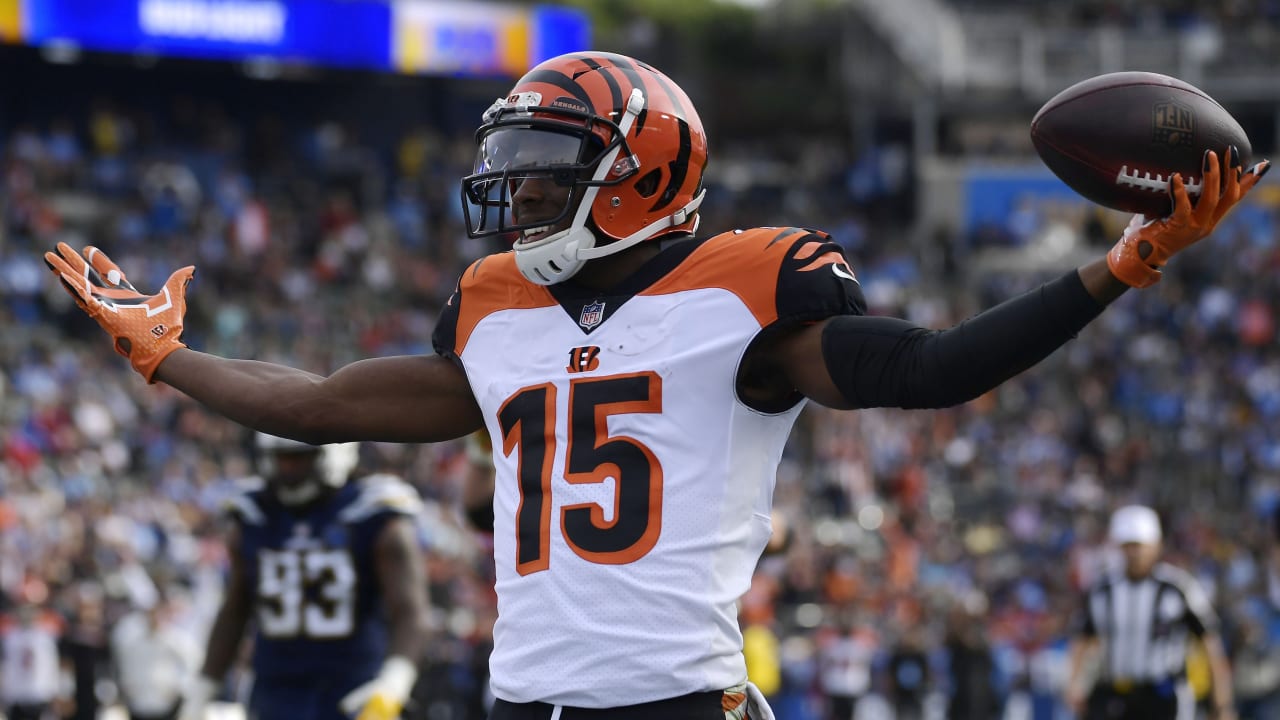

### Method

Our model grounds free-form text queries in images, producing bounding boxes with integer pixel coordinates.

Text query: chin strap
[576,189,706,260]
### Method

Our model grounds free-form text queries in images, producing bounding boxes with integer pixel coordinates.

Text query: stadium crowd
[3,65,1280,720]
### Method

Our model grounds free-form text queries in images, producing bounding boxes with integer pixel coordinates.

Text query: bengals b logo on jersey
[566,346,601,373]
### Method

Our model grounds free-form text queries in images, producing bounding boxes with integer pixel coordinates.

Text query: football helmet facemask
[255,433,359,506]
[461,51,709,285]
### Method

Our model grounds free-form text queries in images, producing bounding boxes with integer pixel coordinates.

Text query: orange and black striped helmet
[462,52,709,284]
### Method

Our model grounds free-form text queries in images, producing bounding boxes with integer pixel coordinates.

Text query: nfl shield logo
[579,301,606,330]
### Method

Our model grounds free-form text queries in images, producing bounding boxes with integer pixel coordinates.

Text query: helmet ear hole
[634,169,662,199]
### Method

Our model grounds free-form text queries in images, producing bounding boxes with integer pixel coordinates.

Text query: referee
[1065,505,1236,720]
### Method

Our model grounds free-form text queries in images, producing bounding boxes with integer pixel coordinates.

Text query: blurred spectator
[816,613,876,720]
[887,625,930,720]
[743,620,782,703]
[1,595,65,720]
[944,603,1001,720]
[1232,616,1280,720]
[111,593,200,720]
[58,586,110,720]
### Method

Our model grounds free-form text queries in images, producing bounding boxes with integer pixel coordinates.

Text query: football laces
[1115,165,1203,196]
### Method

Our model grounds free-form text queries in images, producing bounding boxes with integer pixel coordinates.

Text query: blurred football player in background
[46,50,1268,719]
[177,434,430,720]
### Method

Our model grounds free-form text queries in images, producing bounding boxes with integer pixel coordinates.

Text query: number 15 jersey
[433,228,865,707]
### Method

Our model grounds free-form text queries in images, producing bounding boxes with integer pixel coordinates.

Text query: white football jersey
[434,227,863,707]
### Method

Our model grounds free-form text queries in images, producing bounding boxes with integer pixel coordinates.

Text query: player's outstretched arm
[156,350,484,444]
[46,243,484,444]
[770,148,1268,410]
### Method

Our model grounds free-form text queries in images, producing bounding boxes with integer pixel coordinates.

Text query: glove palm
[44,243,194,382]
[1108,148,1269,288]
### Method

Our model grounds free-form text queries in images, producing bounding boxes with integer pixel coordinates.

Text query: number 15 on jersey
[498,372,664,575]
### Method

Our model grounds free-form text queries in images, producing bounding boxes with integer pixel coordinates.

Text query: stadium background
[3,0,1280,719]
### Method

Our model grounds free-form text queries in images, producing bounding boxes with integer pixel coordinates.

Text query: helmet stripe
[649,120,692,213]
[636,62,687,122]
[522,69,592,107]
[599,54,651,134]
[577,57,623,118]
[632,66,695,213]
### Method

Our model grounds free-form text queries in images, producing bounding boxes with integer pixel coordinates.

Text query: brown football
[1030,71,1250,217]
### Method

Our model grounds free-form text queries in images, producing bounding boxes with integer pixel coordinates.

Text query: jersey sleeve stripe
[796,250,849,274]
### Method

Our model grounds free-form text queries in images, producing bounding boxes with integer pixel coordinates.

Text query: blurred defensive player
[178,434,430,720]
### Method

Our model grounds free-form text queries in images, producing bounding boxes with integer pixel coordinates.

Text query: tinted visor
[462,125,606,238]
[473,127,586,175]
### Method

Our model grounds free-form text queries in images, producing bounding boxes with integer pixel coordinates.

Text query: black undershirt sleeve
[821,269,1106,409]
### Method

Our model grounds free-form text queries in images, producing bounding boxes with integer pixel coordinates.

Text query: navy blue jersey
[226,474,421,685]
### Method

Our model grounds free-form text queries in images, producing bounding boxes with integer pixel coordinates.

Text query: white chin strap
[513,89,704,286]
[576,189,704,261]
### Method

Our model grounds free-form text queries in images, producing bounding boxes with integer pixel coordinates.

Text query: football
[1030,71,1251,217]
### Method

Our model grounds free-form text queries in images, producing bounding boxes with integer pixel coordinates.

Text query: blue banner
[25,0,391,69]
[17,0,590,76]
[964,164,1084,234]
[530,5,590,66]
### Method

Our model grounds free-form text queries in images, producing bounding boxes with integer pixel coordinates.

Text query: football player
[48,51,1268,720]
[177,434,430,720]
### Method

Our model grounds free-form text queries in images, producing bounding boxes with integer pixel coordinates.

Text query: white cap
[1109,505,1162,545]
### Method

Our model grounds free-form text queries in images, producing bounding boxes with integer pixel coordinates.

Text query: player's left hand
[1107,147,1270,288]
[338,656,418,720]
[43,242,194,382]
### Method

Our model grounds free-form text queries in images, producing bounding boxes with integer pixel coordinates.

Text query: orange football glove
[44,243,194,383]
[1108,147,1270,288]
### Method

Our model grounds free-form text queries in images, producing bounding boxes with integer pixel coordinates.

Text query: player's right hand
[44,243,194,383]
[1107,147,1269,288]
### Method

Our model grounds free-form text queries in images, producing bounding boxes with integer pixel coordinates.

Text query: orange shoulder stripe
[638,227,807,327]
[455,253,557,355]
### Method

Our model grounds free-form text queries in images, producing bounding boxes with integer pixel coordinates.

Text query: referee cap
[1109,505,1162,545]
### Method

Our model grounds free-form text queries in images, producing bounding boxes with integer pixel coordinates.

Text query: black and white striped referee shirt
[1078,562,1218,683]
